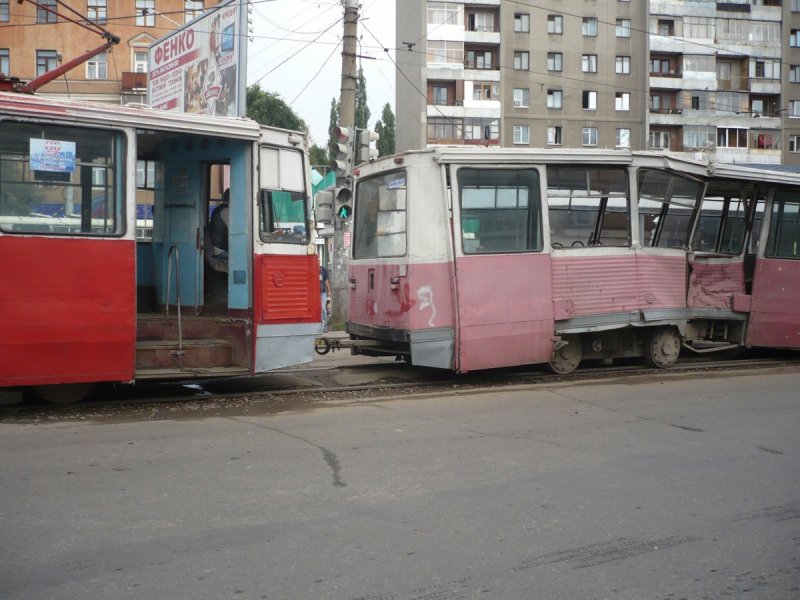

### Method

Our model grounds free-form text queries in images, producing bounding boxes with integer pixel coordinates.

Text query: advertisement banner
[147,0,247,117]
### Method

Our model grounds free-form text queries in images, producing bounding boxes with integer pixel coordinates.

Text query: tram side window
[638,169,701,248]
[546,166,629,248]
[354,170,407,259]
[458,168,542,254]
[0,122,124,236]
[258,146,308,243]
[692,184,760,255]
[766,192,800,259]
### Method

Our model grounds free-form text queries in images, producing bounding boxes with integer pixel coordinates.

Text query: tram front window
[354,170,407,259]
[0,122,124,236]
[638,169,701,249]
[257,145,308,243]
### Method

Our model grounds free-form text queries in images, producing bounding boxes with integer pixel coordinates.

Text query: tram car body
[345,148,800,373]
[0,93,320,402]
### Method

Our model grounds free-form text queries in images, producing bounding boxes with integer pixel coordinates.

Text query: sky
[246,0,397,147]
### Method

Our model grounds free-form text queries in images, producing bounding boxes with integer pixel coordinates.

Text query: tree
[309,145,328,170]
[354,67,370,130]
[246,84,306,132]
[375,103,396,157]
[327,97,340,165]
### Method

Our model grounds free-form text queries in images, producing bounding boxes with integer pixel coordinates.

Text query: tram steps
[135,338,234,370]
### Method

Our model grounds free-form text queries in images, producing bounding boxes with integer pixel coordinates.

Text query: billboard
[147,0,247,117]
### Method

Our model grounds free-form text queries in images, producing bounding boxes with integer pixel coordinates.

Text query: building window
[582,54,598,73]
[37,0,57,23]
[473,82,497,101]
[547,15,563,34]
[791,100,800,117]
[432,85,448,105]
[464,118,499,141]
[428,41,464,65]
[36,50,59,76]
[88,0,107,23]
[513,88,529,108]
[136,0,155,27]
[513,125,530,145]
[185,0,203,22]
[583,17,598,37]
[0,48,8,75]
[794,0,800,11]
[616,56,631,75]
[0,0,8,23]
[649,130,671,150]
[428,2,462,26]
[466,50,493,70]
[616,128,631,148]
[582,91,597,110]
[691,95,701,110]
[547,52,562,72]
[791,65,800,83]
[617,19,632,37]
[684,125,715,149]
[514,13,529,33]
[656,19,674,37]
[427,117,463,140]
[547,126,562,145]
[468,11,494,32]
[547,89,563,109]
[134,51,148,72]
[792,30,800,48]
[582,127,598,146]
[790,135,800,152]
[87,51,107,79]
[615,92,630,111]
[513,51,529,71]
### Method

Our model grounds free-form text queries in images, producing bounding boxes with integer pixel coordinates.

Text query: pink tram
[344,148,800,373]
[0,93,321,402]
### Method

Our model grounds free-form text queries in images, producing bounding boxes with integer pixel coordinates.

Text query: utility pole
[331,0,359,325]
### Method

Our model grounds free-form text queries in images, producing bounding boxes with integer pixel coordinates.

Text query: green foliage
[327,97,340,164]
[309,145,329,169]
[246,84,306,132]
[355,67,370,130]
[375,103,396,157]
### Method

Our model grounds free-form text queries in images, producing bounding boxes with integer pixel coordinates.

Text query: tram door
[450,166,555,371]
[747,191,800,348]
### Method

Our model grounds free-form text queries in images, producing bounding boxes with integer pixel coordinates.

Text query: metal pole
[331,0,359,325]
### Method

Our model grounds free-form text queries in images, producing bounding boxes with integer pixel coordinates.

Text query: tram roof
[0,92,263,141]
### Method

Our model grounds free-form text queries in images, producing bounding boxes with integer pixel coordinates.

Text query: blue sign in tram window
[29,139,76,173]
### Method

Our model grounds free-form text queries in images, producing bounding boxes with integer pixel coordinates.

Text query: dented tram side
[345,148,800,374]
[0,92,320,402]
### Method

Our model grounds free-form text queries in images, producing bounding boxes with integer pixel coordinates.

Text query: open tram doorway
[203,162,231,312]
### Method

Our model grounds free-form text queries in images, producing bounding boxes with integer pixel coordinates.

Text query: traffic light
[359,129,380,163]
[330,125,353,178]
[334,186,352,222]
[314,189,334,225]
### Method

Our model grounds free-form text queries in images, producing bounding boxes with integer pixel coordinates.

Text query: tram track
[1,353,797,421]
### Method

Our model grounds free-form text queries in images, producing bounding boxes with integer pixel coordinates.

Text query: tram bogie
[0,93,320,402]
[346,148,800,375]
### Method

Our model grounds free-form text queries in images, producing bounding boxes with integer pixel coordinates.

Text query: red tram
[344,148,800,373]
[0,93,321,402]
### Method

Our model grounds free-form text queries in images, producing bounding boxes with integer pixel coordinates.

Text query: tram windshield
[353,170,407,259]
[257,146,308,243]
[0,121,124,236]
[692,183,764,255]
[638,169,702,248]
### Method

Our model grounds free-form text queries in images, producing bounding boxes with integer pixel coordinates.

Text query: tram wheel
[548,335,583,375]
[314,338,331,356]
[34,383,96,404]
[643,327,681,369]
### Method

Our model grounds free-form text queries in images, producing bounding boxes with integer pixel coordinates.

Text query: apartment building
[0,1,217,104]
[396,1,649,152]
[397,1,800,166]
[647,0,789,165]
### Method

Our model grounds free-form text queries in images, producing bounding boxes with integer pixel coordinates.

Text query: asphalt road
[1,368,798,599]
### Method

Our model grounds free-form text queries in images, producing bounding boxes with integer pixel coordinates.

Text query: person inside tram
[206,188,229,273]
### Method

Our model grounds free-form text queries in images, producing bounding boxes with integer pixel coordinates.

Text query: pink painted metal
[551,254,639,317]
[348,263,454,332]
[453,254,554,372]
[687,257,746,310]
[635,254,687,310]
[746,258,800,349]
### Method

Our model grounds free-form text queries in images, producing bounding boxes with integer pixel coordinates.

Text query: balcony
[121,71,147,91]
